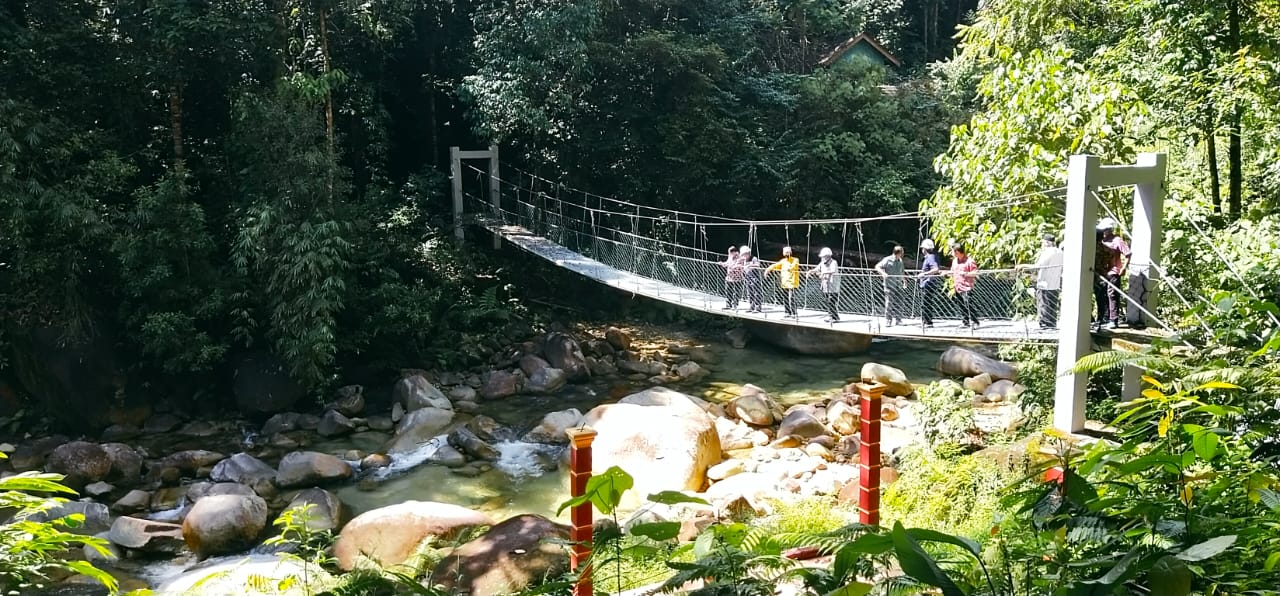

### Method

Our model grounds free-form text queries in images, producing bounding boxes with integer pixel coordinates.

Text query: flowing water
[333,335,950,523]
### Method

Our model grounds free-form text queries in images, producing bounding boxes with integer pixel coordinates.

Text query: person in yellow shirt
[765,246,801,317]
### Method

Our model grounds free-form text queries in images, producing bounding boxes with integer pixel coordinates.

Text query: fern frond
[1071,350,1177,375]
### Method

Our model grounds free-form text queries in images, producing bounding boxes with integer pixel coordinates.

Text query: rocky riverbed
[2,322,1027,595]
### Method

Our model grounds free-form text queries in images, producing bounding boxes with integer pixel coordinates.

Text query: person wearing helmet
[806,247,841,322]
[875,245,907,326]
[765,246,801,317]
[1093,218,1130,330]
[718,245,744,310]
[740,246,763,313]
[917,239,942,328]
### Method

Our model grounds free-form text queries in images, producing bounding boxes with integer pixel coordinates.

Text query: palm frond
[1070,350,1177,375]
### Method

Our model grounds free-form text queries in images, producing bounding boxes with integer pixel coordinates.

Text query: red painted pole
[856,382,885,526]
[566,427,598,596]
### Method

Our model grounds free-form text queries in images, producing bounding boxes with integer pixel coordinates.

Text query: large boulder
[521,355,568,394]
[393,375,453,412]
[673,361,709,383]
[433,515,571,595]
[581,402,721,498]
[45,441,112,490]
[728,385,781,426]
[618,387,713,417]
[275,451,353,489]
[261,413,307,437]
[860,363,914,397]
[543,332,590,381]
[826,399,859,436]
[182,494,269,557]
[156,554,331,596]
[384,407,455,455]
[329,385,366,417]
[108,516,185,554]
[285,488,348,532]
[938,346,1018,382]
[522,409,584,444]
[31,501,111,535]
[744,321,871,355]
[448,427,500,461]
[209,453,276,493]
[478,370,524,400]
[605,327,632,351]
[777,409,826,440]
[233,351,305,415]
[317,410,356,437]
[100,442,144,487]
[333,501,494,571]
[983,380,1027,403]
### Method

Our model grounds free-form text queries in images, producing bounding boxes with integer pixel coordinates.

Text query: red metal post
[856,382,885,526]
[566,426,598,596]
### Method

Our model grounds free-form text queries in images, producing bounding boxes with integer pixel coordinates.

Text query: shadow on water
[334,336,950,522]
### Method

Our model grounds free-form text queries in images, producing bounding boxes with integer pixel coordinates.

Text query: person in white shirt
[805,247,841,322]
[1018,233,1063,329]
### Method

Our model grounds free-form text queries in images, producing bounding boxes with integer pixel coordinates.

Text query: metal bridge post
[488,145,501,250]
[1054,155,1101,433]
[450,147,464,242]
[1127,153,1166,330]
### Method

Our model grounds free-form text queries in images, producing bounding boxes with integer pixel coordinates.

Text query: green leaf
[824,582,873,596]
[891,522,964,596]
[905,527,982,559]
[1175,535,1236,562]
[1147,555,1191,596]
[1192,431,1220,461]
[629,521,681,541]
[646,491,710,506]
[555,466,633,515]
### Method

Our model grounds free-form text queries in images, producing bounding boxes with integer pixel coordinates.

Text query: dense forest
[2,0,1278,431]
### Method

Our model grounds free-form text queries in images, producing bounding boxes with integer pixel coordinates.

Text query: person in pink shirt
[949,242,980,328]
[1093,218,1130,329]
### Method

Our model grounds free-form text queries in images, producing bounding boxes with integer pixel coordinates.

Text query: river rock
[777,409,826,440]
[159,449,226,477]
[142,413,183,434]
[826,399,858,436]
[479,370,524,400]
[860,363,913,397]
[963,373,994,393]
[707,459,746,481]
[394,374,453,412]
[427,443,468,467]
[366,415,394,431]
[582,402,720,498]
[179,420,219,437]
[605,327,632,351]
[543,332,590,381]
[433,514,571,595]
[108,516,185,554]
[31,501,111,535]
[586,356,617,377]
[284,488,347,532]
[182,494,268,557]
[674,361,708,382]
[527,367,568,395]
[318,410,356,437]
[448,427,500,461]
[156,554,330,596]
[189,482,257,502]
[361,453,392,470]
[447,385,477,402]
[938,346,1018,381]
[101,442,144,487]
[618,358,665,376]
[745,321,871,355]
[101,424,140,442]
[703,472,774,515]
[210,453,277,493]
[150,486,190,512]
[983,380,1026,403]
[522,408,584,444]
[276,451,353,489]
[729,385,780,426]
[455,400,481,414]
[725,327,750,349]
[466,415,503,442]
[328,385,365,417]
[45,441,112,490]
[112,490,151,514]
[261,412,306,437]
[384,406,455,455]
[233,351,305,414]
[333,501,494,570]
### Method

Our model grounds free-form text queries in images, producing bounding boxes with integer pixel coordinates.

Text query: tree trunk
[169,83,184,176]
[1206,127,1221,213]
[1227,0,1243,219]
[319,6,335,199]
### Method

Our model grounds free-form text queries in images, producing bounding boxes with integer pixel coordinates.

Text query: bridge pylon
[450,145,501,249]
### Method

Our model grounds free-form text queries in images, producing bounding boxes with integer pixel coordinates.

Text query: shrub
[881,447,1009,542]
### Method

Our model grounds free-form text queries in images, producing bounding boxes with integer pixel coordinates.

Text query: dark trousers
[920,283,940,325]
[823,292,839,320]
[746,278,762,311]
[1037,289,1060,329]
[955,290,978,325]
[779,287,796,315]
[724,280,742,308]
[883,285,903,321]
[1093,274,1121,324]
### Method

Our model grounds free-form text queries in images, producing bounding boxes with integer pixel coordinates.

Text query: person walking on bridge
[741,246,763,313]
[806,247,841,322]
[875,245,908,326]
[1017,233,1063,329]
[917,239,942,328]
[949,242,980,329]
[765,246,801,318]
[719,246,744,310]
[1094,218,1130,330]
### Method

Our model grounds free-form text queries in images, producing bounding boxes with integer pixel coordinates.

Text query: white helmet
[819,247,833,258]
[1096,217,1117,231]
[740,245,751,254]
[920,239,935,250]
